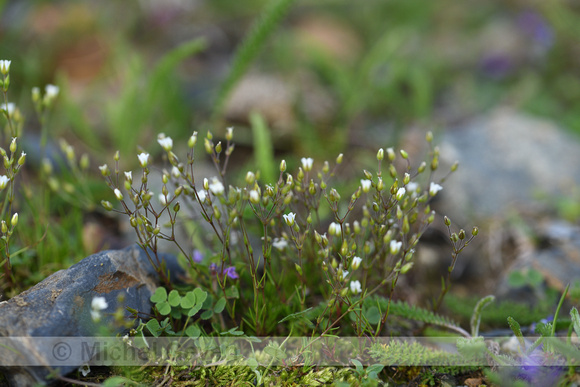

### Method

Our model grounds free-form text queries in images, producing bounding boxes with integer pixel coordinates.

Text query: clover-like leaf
[168,289,181,307]
[185,325,201,338]
[181,291,196,309]
[214,297,226,313]
[150,287,167,303]
[156,300,171,316]
[200,309,213,320]
[194,288,208,305]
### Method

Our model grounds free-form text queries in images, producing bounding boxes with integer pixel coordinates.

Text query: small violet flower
[192,249,203,263]
[223,266,239,279]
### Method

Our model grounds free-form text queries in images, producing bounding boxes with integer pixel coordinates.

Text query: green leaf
[264,345,287,360]
[156,301,171,316]
[278,307,313,323]
[527,269,544,287]
[250,112,276,184]
[185,325,201,338]
[168,290,181,307]
[571,307,580,337]
[225,286,239,299]
[470,295,495,337]
[170,308,182,319]
[150,287,167,303]
[364,306,381,325]
[507,316,525,349]
[508,271,526,288]
[146,319,161,337]
[187,303,203,317]
[367,364,384,375]
[214,297,227,313]
[351,358,363,373]
[180,291,196,309]
[200,309,213,320]
[194,288,208,305]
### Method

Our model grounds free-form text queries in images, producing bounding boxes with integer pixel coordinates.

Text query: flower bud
[403,173,410,185]
[336,153,343,164]
[215,141,222,153]
[390,240,402,255]
[386,147,395,161]
[174,186,183,197]
[451,161,459,172]
[351,256,362,270]
[396,205,403,219]
[114,150,120,161]
[458,229,466,240]
[1,220,6,233]
[203,178,209,190]
[426,131,433,143]
[377,178,384,191]
[399,149,408,159]
[389,164,397,178]
[204,138,213,154]
[188,132,198,148]
[444,216,451,226]
[10,212,18,227]
[101,200,113,211]
[472,227,479,236]
[80,154,89,170]
[396,187,406,201]
[114,189,124,201]
[377,148,384,161]
[417,162,426,173]
[249,190,260,204]
[138,153,149,168]
[17,152,25,166]
[226,127,233,141]
[10,137,16,153]
[329,188,340,202]
[99,164,110,177]
[280,160,286,172]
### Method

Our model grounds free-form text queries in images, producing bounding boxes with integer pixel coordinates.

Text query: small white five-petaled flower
[301,157,313,172]
[90,296,109,321]
[360,179,371,193]
[208,177,224,196]
[272,238,288,250]
[138,153,149,168]
[390,240,402,255]
[157,135,173,151]
[429,182,443,196]
[350,280,362,294]
[283,212,296,226]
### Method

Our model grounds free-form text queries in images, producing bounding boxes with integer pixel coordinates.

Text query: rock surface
[434,107,580,224]
[0,244,184,386]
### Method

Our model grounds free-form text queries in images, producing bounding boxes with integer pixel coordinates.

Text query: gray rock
[435,108,580,223]
[0,244,185,386]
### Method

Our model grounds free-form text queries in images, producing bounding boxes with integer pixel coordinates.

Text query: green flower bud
[444,216,451,226]
[386,147,395,161]
[426,131,433,143]
[1,220,7,234]
[188,131,198,148]
[295,263,303,276]
[114,150,120,161]
[377,178,384,191]
[377,148,384,161]
[215,141,222,153]
[204,138,213,154]
[17,152,25,166]
[400,262,414,274]
[399,149,408,159]
[10,212,18,227]
[417,162,426,173]
[451,161,459,172]
[389,164,397,178]
[101,200,113,211]
[458,229,466,240]
[9,137,16,153]
[280,159,286,172]
[225,127,233,141]
[472,226,479,236]
[403,173,410,185]
[336,153,343,164]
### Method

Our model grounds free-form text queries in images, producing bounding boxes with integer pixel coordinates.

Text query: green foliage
[212,0,297,120]
[470,295,494,337]
[250,112,276,184]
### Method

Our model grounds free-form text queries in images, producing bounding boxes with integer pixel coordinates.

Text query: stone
[0,244,185,386]
[433,107,580,224]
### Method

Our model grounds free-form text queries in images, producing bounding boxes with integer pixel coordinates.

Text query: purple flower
[517,10,554,49]
[223,266,239,279]
[193,249,203,263]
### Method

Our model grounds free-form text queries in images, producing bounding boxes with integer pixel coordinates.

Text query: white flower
[114,188,124,201]
[124,171,132,181]
[350,280,362,294]
[406,182,419,193]
[171,166,181,178]
[395,187,406,201]
[157,135,173,151]
[197,190,207,203]
[0,60,10,74]
[351,256,362,270]
[390,240,402,255]
[1,103,15,115]
[159,194,168,206]
[429,182,443,196]
[208,177,224,195]
[283,212,296,226]
[342,270,349,279]
[45,84,59,99]
[91,296,108,321]
[79,364,90,377]
[360,179,372,193]
[0,175,8,190]
[272,238,288,250]
[328,222,341,236]
[301,157,313,172]
[138,152,149,167]
[249,189,260,204]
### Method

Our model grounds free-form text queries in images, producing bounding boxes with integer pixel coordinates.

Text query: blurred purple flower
[193,249,203,263]
[480,55,513,79]
[223,266,239,279]
[517,10,554,49]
